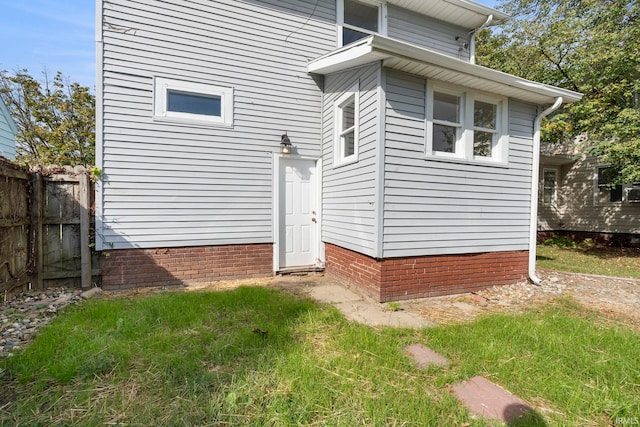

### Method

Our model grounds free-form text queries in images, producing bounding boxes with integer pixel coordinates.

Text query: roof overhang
[308,35,583,106]
[388,0,510,29]
[540,154,578,166]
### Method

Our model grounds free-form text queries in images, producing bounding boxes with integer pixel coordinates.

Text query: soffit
[387,0,510,29]
[308,35,583,106]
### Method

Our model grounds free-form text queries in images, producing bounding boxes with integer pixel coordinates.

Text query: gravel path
[407,269,640,327]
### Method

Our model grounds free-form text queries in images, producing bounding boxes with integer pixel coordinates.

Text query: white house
[0,97,17,160]
[96,0,582,301]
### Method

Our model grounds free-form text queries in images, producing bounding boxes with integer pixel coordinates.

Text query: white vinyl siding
[0,101,16,160]
[387,4,471,61]
[382,70,537,257]
[322,64,381,257]
[98,0,336,250]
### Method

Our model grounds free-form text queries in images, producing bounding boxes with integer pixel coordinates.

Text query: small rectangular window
[339,0,384,46]
[334,82,359,165]
[154,77,233,126]
[167,90,221,117]
[543,169,558,205]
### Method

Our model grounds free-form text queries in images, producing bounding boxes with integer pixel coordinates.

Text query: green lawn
[1,287,639,426]
[537,244,640,278]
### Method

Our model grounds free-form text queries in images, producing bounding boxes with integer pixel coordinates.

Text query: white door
[279,158,317,268]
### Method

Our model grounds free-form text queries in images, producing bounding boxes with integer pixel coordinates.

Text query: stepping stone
[450,376,536,424]
[405,343,449,368]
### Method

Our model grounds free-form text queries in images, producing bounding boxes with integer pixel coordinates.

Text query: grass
[1,287,639,426]
[537,244,640,278]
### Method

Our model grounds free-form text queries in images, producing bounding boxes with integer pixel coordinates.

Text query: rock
[80,287,103,300]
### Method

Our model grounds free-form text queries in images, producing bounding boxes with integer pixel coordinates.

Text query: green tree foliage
[0,70,95,166]
[477,0,640,184]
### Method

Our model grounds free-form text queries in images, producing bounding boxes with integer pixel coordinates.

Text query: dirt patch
[404,269,640,328]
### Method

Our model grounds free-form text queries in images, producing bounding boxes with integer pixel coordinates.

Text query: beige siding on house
[539,155,640,234]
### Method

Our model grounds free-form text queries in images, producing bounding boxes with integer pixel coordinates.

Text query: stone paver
[451,376,535,423]
[405,343,448,369]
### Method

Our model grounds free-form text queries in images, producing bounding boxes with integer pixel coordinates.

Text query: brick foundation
[325,243,528,302]
[101,244,273,290]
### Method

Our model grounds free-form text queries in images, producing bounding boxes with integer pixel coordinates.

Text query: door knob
[311,218,317,223]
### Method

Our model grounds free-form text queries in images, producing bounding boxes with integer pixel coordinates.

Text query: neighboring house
[0,97,17,160]
[96,0,581,301]
[539,140,640,245]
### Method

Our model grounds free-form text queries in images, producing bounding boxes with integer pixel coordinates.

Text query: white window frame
[337,0,387,47]
[154,77,233,127]
[334,81,360,165]
[542,168,558,205]
[426,81,509,165]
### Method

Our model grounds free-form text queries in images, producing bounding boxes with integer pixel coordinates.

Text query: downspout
[529,97,563,284]
[469,14,493,64]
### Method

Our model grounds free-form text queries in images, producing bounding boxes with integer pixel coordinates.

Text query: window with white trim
[154,77,233,126]
[596,166,623,203]
[334,82,359,164]
[426,82,508,163]
[338,0,385,46]
[543,168,558,205]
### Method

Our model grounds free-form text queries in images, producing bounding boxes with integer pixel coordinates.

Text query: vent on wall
[627,188,640,202]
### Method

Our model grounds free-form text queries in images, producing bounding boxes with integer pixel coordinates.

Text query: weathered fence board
[0,159,98,295]
[0,160,31,295]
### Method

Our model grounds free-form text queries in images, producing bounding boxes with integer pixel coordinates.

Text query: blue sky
[0,0,499,91]
[0,0,96,89]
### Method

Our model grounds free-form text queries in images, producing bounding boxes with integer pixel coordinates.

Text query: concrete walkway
[270,274,434,328]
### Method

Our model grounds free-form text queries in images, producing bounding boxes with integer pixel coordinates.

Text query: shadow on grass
[505,403,548,426]
[0,286,326,425]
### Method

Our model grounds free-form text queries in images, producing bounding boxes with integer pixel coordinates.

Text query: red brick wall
[325,243,528,302]
[324,243,382,297]
[101,244,273,290]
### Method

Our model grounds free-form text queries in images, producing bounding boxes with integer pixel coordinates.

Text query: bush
[544,235,579,248]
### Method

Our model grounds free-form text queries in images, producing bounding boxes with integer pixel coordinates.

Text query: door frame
[272,154,323,272]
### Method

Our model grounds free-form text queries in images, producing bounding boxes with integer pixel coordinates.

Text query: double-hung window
[431,90,463,154]
[334,82,359,165]
[426,82,508,163]
[543,168,558,205]
[338,0,385,46]
[154,77,233,126]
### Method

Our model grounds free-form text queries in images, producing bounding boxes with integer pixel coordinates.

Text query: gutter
[469,14,493,65]
[529,97,563,285]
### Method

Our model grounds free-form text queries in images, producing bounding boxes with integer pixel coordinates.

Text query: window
[334,82,359,164]
[543,168,558,205]
[596,166,623,203]
[473,100,498,158]
[154,77,233,126]
[338,0,385,46]
[432,91,462,153]
[426,82,508,163]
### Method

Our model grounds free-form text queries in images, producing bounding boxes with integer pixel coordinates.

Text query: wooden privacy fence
[0,158,98,296]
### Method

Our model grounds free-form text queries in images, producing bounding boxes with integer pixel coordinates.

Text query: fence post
[30,173,44,290]
[80,173,92,289]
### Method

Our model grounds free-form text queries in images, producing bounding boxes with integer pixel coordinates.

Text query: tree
[477,0,640,184]
[0,70,95,166]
